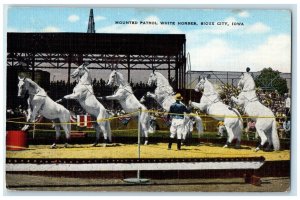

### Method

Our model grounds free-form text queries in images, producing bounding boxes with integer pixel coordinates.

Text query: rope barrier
[6,109,286,126]
[6,111,139,125]
[144,109,285,119]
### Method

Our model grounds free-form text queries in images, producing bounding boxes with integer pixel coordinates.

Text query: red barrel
[6,131,28,150]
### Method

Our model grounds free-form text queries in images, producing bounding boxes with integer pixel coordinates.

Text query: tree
[254,67,288,95]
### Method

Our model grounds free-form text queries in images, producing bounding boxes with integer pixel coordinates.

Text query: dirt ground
[6,143,290,161]
[5,173,290,192]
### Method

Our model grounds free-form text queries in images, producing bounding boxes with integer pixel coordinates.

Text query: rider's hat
[174,93,183,101]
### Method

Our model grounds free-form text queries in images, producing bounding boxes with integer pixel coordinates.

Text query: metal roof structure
[7,32,187,89]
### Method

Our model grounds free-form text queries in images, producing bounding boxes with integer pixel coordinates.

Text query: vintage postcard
[5,6,292,192]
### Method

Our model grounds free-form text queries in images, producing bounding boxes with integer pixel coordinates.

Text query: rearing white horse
[145,71,203,141]
[189,77,243,148]
[17,77,71,148]
[231,71,280,151]
[56,64,112,146]
[98,70,151,145]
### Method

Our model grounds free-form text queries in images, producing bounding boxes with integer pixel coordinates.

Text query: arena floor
[6,143,290,161]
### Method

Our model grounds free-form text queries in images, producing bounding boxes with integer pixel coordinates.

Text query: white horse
[56,64,112,146]
[144,71,203,142]
[231,72,280,151]
[189,77,243,148]
[17,77,71,148]
[98,70,151,145]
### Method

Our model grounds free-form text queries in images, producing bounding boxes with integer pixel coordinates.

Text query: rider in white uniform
[168,93,189,150]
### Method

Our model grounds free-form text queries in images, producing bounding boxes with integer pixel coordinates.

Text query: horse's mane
[154,72,173,94]
[154,72,168,82]
[78,66,92,84]
[26,78,43,91]
[203,79,219,98]
[115,71,128,85]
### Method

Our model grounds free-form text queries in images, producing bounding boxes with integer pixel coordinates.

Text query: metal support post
[123,108,149,184]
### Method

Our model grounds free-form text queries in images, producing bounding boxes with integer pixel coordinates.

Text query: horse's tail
[272,119,280,151]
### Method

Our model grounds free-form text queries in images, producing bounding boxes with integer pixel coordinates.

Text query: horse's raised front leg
[99,93,122,101]
[57,92,81,102]
[231,96,244,106]
[189,101,206,112]
[146,92,156,99]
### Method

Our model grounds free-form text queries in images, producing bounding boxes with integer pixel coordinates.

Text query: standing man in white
[168,93,190,150]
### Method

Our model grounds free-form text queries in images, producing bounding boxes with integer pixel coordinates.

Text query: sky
[6,7,291,73]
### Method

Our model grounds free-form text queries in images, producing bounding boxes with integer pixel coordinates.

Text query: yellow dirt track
[6,143,290,161]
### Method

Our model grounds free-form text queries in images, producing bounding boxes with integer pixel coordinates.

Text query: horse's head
[107,70,124,87]
[147,72,157,86]
[71,64,88,79]
[17,76,28,98]
[195,77,206,92]
[237,68,256,91]
[237,72,255,90]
